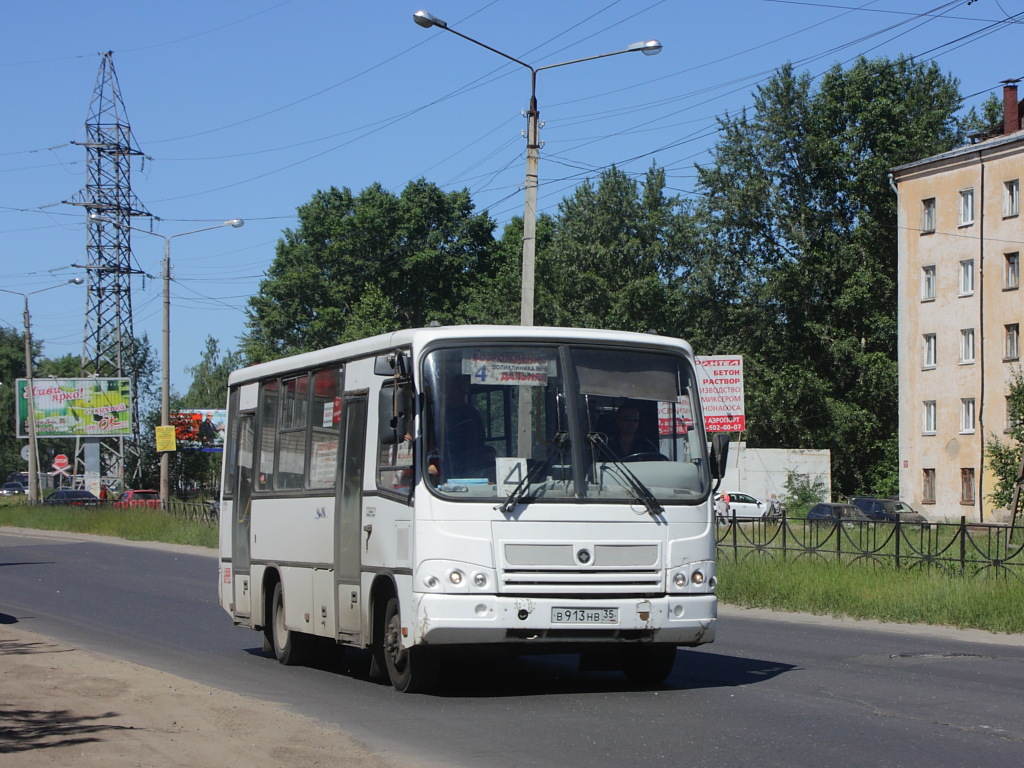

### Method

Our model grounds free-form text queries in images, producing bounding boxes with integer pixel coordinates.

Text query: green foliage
[241,179,498,363]
[677,56,966,497]
[985,366,1024,510]
[540,165,681,332]
[782,469,830,516]
[182,335,243,409]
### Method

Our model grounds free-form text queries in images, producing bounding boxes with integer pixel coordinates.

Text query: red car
[114,489,161,508]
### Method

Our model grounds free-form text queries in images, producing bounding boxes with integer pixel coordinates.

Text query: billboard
[170,409,227,452]
[695,356,745,433]
[16,378,132,438]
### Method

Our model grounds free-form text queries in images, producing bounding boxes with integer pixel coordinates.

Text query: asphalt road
[2,528,1022,768]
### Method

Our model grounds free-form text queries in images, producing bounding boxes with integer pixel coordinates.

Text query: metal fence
[715,515,1024,581]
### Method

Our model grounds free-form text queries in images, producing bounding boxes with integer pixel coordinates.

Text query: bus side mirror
[378,393,407,446]
[374,352,410,377]
[709,433,729,480]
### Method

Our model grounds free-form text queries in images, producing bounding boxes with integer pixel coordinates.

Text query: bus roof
[227,325,693,386]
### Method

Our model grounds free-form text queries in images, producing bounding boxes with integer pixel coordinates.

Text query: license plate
[551,607,619,624]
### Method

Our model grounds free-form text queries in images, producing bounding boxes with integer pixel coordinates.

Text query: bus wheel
[270,581,313,666]
[621,645,677,685]
[382,597,439,692]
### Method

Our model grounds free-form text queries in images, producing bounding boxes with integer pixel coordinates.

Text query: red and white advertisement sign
[695,356,745,433]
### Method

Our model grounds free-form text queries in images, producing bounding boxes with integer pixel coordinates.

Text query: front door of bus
[233,412,254,617]
[335,395,367,640]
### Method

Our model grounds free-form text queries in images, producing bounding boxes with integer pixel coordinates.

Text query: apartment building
[892,84,1024,522]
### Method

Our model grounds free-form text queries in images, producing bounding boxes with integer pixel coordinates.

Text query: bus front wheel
[270,581,313,666]
[382,597,439,692]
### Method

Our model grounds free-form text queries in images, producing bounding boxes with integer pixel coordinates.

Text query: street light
[0,278,84,503]
[89,214,244,507]
[414,10,661,325]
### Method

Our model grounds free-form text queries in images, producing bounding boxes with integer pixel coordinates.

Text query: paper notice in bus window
[322,401,334,428]
[658,396,693,436]
[496,457,527,493]
[461,353,555,386]
[310,440,338,486]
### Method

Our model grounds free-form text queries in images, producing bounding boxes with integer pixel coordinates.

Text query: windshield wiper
[497,431,570,515]
[588,432,664,516]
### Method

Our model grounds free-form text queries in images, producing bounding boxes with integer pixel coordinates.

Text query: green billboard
[16,378,132,438]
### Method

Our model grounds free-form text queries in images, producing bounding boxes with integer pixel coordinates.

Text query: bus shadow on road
[247,644,795,697]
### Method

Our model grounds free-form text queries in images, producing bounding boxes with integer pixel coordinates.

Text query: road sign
[52,454,69,471]
[20,445,31,461]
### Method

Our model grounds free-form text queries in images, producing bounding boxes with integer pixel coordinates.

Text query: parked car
[113,489,161,509]
[44,489,100,507]
[1,481,26,496]
[715,491,768,519]
[806,502,871,526]
[849,496,929,524]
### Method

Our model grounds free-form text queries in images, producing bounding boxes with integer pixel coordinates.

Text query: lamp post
[0,278,84,503]
[89,215,244,507]
[414,10,661,325]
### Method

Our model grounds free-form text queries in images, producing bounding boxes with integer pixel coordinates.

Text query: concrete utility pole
[413,10,661,325]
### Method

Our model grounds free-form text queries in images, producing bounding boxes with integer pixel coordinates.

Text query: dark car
[806,502,871,526]
[1,481,26,496]
[849,496,929,524]
[44,489,100,507]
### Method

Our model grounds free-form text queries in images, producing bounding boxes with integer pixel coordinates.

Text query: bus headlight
[691,570,705,585]
[424,575,439,589]
[473,572,488,588]
[448,569,464,586]
[673,572,688,587]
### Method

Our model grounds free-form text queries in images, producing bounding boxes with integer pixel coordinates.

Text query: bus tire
[382,597,439,692]
[270,581,313,666]
[621,644,677,685]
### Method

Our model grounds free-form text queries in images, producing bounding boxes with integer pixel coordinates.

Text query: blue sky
[3,1,1022,400]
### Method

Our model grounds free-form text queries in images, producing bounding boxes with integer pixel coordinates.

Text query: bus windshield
[422,343,709,504]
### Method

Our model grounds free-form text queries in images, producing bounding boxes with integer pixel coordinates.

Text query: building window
[960,398,976,434]
[1006,324,1020,361]
[958,188,975,226]
[1008,396,1019,433]
[1006,252,1020,290]
[960,468,976,505]
[922,468,936,504]
[959,328,975,363]
[1004,179,1019,218]
[959,259,975,295]
[921,198,936,233]
[923,333,937,369]
[922,401,936,434]
[921,265,936,300]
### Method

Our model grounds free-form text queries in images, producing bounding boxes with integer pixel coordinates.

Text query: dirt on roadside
[0,624,397,768]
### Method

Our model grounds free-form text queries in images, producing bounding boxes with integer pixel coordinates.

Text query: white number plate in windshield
[551,607,618,625]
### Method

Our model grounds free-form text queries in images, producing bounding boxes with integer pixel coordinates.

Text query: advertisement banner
[16,378,132,438]
[170,409,227,452]
[695,356,745,433]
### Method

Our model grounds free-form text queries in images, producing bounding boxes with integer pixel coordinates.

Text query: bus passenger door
[335,395,367,640]
[232,413,255,617]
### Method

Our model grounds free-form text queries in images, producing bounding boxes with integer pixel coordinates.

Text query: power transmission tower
[66,51,150,488]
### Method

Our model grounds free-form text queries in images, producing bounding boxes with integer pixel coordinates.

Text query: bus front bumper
[411,593,716,647]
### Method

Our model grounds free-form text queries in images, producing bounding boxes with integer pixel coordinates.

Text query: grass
[2,500,1021,635]
[0,500,218,549]
[717,554,1024,634]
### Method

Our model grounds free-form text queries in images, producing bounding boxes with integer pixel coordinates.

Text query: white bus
[217,325,728,692]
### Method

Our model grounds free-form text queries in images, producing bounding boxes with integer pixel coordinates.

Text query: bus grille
[499,542,663,594]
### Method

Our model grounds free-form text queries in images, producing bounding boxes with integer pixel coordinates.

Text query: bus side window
[307,367,344,490]
[256,379,279,491]
[276,374,310,490]
[377,382,414,496]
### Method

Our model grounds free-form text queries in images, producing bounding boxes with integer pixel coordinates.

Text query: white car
[715,491,768,519]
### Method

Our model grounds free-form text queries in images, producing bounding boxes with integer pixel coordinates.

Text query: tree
[182,336,244,409]
[540,165,682,332]
[0,327,30,481]
[985,367,1024,513]
[677,56,967,496]
[242,180,498,362]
